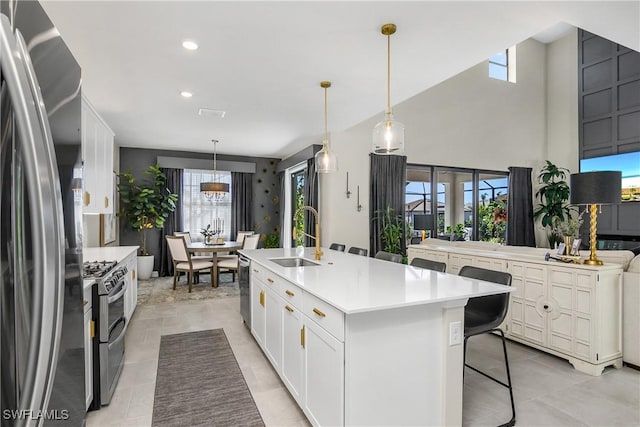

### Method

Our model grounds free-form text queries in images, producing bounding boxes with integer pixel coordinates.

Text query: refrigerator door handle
[0,15,65,423]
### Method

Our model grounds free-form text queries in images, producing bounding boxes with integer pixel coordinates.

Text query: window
[489,46,516,83]
[406,165,509,242]
[282,162,307,248]
[182,169,232,241]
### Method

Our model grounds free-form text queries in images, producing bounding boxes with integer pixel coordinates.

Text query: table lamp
[570,171,621,265]
[413,214,433,241]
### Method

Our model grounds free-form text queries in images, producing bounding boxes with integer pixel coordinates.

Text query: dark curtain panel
[369,154,407,256]
[160,168,183,276]
[303,159,318,247]
[231,172,254,239]
[278,171,285,247]
[506,166,536,247]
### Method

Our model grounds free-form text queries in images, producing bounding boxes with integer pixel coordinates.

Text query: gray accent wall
[578,30,640,236]
[119,147,280,271]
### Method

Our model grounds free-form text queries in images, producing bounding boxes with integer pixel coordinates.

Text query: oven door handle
[108,317,127,348]
[107,280,127,304]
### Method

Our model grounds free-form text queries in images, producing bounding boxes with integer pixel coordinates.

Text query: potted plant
[374,206,408,262]
[533,161,574,248]
[117,164,178,279]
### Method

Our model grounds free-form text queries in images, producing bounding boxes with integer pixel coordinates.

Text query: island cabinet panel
[508,262,547,346]
[447,253,474,275]
[303,319,344,427]
[264,290,283,372]
[281,303,305,403]
[251,278,266,347]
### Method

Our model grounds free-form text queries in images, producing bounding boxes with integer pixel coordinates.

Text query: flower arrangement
[555,209,585,238]
[200,224,216,239]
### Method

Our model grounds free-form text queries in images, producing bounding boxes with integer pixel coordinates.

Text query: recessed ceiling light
[182,40,198,50]
[180,91,193,98]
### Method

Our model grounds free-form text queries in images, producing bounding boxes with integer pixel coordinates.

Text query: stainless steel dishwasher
[238,255,251,326]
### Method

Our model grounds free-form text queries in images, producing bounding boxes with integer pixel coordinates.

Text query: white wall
[321,37,575,249]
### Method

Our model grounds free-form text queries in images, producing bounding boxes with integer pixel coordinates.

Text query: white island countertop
[239,247,513,314]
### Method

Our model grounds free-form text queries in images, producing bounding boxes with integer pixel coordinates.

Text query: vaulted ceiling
[40,1,640,159]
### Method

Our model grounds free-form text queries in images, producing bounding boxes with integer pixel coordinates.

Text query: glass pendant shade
[315,140,338,173]
[372,112,405,154]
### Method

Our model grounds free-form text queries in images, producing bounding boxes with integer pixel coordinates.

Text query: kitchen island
[239,247,513,426]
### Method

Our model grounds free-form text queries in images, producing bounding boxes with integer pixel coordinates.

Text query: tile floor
[86,293,640,427]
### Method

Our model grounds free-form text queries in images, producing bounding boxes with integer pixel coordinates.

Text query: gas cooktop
[83,260,117,279]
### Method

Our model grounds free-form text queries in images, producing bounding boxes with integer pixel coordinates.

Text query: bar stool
[329,243,346,252]
[347,246,368,257]
[458,265,515,427]
[374,251,402,263]
[410,257,446,272]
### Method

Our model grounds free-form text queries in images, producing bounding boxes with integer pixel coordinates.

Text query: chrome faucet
[292,205,323,261]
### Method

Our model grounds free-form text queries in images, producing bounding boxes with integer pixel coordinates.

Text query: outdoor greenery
[117,164,178,256]
[478,193,507,243]
[533,161,574,247]
[294,179,305,246]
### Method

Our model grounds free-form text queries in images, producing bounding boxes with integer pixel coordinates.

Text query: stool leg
[498,329,516,427]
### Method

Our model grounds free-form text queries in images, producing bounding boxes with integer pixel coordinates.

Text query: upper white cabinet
[81,95,114,214]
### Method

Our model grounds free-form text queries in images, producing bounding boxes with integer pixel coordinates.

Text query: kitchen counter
[239,247,512,314]
[240,247,513,426]
[83,246,139,264]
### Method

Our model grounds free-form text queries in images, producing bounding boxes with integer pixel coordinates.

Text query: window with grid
[182,169,232,241]
[489,46,516,83]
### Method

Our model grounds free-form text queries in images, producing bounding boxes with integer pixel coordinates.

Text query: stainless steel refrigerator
[1,1,84,426]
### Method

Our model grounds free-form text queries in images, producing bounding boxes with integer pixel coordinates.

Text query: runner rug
[152,329,264,426]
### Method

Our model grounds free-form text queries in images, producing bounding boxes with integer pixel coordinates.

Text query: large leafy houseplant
[117,164,178,255]
[533,161,574,247]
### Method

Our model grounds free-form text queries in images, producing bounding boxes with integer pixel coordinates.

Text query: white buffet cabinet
[241,247,512,427]
[408,244,623,376]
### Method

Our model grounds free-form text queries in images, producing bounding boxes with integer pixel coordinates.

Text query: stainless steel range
[84,261,128,408]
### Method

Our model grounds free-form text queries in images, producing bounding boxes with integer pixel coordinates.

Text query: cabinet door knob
[104,197,109,208]
[285,290,295,297]
[285,305,294,313]
[84,191,90,206]
[543,304,549,310]
[267,278,274,284]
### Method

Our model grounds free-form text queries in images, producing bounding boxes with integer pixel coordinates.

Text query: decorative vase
[296,245,304,257]
[564,236,574,255]
[205,235,212,245]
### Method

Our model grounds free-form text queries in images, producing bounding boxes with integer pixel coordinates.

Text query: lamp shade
[200,182,230,194]
[570,171,621,205]
[413,214,433,231]
[315,144,338,173]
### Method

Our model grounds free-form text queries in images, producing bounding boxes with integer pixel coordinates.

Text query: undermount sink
[269,257,320,267]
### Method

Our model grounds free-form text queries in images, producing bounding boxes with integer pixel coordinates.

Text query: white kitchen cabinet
[251,277,266,347]
[281,302,305,404]
[124,252,138,321]
[81,95,114,214]
[448,253,474,275]
[83,284,94,410]
[264,290,283,372]
[303,318,344,427]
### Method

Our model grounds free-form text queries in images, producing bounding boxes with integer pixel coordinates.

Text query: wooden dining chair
[217,234,260,282]
[166,235,214,292]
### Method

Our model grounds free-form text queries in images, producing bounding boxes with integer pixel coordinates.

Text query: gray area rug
[138,272,239,305]
[152,329,264,427]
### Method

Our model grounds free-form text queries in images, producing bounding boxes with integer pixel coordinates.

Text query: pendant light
[372,23,405,155]
[200,139,229,200]
[315,81,338,173]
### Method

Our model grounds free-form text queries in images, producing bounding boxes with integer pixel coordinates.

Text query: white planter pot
[137,255,154,280]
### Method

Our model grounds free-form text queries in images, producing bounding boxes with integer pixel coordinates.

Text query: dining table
[187,241,242,287]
